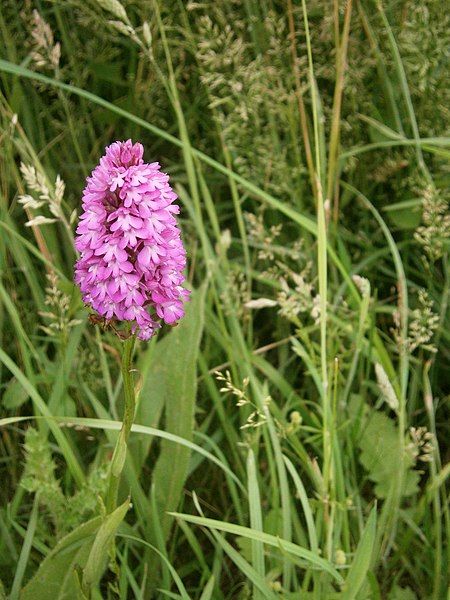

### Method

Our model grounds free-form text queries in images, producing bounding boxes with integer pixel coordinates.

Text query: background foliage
[0,0,448,598]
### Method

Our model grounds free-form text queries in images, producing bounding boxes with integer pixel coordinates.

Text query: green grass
[0,0,449,598]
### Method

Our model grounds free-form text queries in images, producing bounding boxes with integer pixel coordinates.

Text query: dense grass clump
[0,1,448,598]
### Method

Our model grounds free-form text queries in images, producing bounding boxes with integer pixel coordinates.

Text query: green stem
[105,335,136,514]
[301,0,332,561]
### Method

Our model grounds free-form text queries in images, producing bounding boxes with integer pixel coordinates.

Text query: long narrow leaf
[0,415,244,492]
[341,507,377,600]
[169,512,343,583]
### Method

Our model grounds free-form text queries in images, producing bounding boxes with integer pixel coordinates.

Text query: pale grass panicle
[277,263,317,323]
[39,270,82,338]
[220,270,249,320]
[284,409,302,436]
[371,155,410,184]
[408,427,435,463]
[240,408,268,431]
[352,274,371,298]
[195,10,301,197]
[310,294,322,325]
[244,298,278,310]
[414,185,450,262]
[215,228,232,256]
[107,20,137,40]
[244,245,319,323]
[407,289,440,353]
[215,370,249,407]
[245,211,282,261]
[19,163,66,227]
[215,370,269,430]
[93,0,130,24]
[245,209,319,322]
[29,9,60,70]
[375,362,399,412]
[246,210,304,263]
[392,288,439,354]
[398,1,450,135]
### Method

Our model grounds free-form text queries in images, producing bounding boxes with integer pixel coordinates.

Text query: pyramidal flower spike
[74,140,189,340]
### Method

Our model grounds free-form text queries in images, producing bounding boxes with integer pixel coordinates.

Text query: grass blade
[9,494,39,600]
[169,512,344,583]
[341,507,377,600]
[0,348,85,486]
[246,449,265,599]
[0,415,245,492]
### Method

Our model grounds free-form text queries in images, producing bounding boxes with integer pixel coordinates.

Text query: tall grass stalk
[300,0,333,561]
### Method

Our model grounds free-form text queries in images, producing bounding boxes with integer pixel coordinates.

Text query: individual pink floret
[74,140,189,340]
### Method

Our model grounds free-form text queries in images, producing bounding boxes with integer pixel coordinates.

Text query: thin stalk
[105,335,136,513]
[300,0,331,557]
[333,0,340,51]
[423,362,443,599]
[327,0,352,222]
[287,0,316,197]
[341,282,370,405]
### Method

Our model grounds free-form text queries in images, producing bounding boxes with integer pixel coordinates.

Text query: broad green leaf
[150,285,206,538]
[134,337,164,468]
[134,286,206,468]
[359,412,419,498]
[20,517,101,600]
[236,536,252,563]
[385,206,421,231]
[341,507,377,600]
[82,499,129,591]
[388,585,417,600]
[2,378,29,410]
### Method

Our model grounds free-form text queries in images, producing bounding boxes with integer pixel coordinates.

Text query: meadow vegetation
[0,0,448,598]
